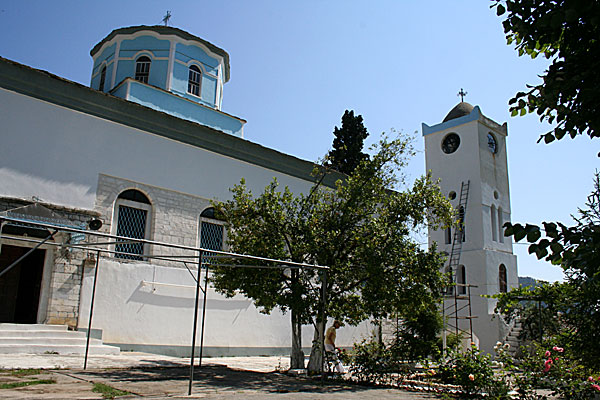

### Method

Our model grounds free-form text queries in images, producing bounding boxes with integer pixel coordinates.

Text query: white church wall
[78,260,371,356]
[0,87,315,211]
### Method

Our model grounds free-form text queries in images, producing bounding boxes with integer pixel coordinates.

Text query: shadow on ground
[73,364,373,395]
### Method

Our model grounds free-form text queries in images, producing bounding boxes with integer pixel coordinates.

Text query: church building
[0,25,517,356]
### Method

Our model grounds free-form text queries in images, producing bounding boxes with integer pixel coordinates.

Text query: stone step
[0,337,104,346]
[0,330,87,338]
[0,323,67,331]
[0,344,120,355]
[0,324,118,355]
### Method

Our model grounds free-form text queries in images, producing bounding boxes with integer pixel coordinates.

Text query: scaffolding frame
[0,214,329,395]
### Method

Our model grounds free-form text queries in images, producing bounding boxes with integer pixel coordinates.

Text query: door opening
[0,245,46,323]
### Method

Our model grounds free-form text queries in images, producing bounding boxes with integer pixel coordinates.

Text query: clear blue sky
[1,1,597,282]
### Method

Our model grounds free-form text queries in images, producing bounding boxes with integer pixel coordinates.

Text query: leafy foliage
[493,0,600,145]
[212,132,454,369]
[500,173,600,370]
[327,110,370,175]
[437,345,509,398]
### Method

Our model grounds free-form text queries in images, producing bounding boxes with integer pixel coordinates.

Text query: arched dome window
[135,56,151,84]
[113,189,152,260]
[99,65,107,92]
[188,65,202,96]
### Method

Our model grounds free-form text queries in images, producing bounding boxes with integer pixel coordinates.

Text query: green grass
[0,379,56,389]
[92,382,130,399]
[10,369,43,377]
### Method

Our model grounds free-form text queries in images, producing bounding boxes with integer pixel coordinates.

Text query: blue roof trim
[422,106,481,136]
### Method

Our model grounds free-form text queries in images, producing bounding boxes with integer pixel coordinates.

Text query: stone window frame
[110,190,153,260]
[197,207,227,253]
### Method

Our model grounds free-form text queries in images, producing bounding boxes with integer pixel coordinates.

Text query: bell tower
[422,101,518,353]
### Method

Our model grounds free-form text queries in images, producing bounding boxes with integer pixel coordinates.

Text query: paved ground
[0,353,439,399]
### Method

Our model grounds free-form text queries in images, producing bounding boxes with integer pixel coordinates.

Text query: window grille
[188,65,201,96]
[200,221,223,264]
[115,205,147,260]
[135,56,151,84]
[99,66,106,91]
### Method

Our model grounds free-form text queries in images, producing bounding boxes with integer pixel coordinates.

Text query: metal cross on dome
[457,88,468,102]
[162,11,172,26]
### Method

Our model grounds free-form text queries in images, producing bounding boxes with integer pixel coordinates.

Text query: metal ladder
[443,181,476,350]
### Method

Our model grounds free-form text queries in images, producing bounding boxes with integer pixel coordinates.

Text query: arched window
[458,205,466,242]
[491,204,497,241]
[99,65,107,92]
[498,207,504,243]
[114,189,152,260]
[188,65,201,96]
[499,264,507,293]
[199,207,225,264]
[457,265,466,295]
[135,56,151,84]
[445,227,452,244]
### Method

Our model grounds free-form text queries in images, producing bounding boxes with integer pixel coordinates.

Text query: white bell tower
[422,101,518,353]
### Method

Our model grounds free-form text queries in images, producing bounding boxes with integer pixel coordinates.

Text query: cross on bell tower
[457,88,468,102]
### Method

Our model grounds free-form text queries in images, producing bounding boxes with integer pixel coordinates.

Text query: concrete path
[0,353,439,399]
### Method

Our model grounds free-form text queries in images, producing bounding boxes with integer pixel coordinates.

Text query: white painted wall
[78,260,372,356]
[0,88,314,210]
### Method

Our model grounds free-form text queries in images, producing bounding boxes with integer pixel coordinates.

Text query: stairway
[0,323,120,355]
[502,320,523,357]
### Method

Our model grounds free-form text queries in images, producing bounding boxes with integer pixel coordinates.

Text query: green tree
[494,0,600,145]
[493,0,600,370]
[212,133,453,370]
[501,173,600,369]
[327,110,370,175]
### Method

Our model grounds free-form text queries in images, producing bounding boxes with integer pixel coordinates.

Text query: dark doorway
[0,245,46,323]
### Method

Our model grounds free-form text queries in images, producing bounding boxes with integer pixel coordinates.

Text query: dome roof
[443,102,474,122]
[90,25,231,82]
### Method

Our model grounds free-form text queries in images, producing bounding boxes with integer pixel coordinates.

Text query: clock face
[487,133,497,154]
[442,133,460,154]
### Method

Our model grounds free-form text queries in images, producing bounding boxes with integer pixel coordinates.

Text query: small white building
[423,102,519,353]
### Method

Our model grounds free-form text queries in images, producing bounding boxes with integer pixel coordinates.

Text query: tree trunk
[290,309,305,369]
[306,318,325,372]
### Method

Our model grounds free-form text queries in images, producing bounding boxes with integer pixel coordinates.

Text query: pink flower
[545,350,551,358]
[468,374,475,381]
[552,346,564,353]
[589,376,595,382]
[592,384,600,392]
[543,358,553,372]
[555,357,559,362]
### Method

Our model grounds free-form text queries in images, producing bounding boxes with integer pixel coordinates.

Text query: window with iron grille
[188,65,201,96]
[199,207,225,265]
[99,65,106,91]
[135,56,151,84]
[113,189,152,261]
